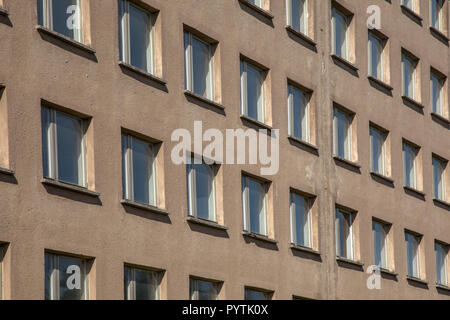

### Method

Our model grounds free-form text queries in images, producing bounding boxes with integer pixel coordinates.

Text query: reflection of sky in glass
[192,37,211,99]
[129,4,151,72]
[248,178,266,235]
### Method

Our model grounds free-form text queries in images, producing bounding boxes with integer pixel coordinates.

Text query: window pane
[56,111,83,186]
[435,243,448,285]
[406,233,419,277]
[373,221,387,268]
[129,4,152,72]
[194,163,215,221]
[403,143,416,188]
[336,210,352,259]
[370,127,385,174]
[290,0,307,33]
[402,55,415,98]
[246,63,264,122]
[134,269,158,300]
[44,253,54,300]
[334,108,350,159]
[191,279,218,300]
[192,37,212,99]
[245,289,269,300]
[431,73,443,115]
[333,9,347,59]
[247,178,266,235]
[51,0,79,40]
[290,86,308,141]
[433,157,444,200]
[132,138,153,205]
[369,34,382,80]
[58,255,86,300]
[291,194,310,247]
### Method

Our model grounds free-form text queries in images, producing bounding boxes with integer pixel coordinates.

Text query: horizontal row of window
[0,243,447,300]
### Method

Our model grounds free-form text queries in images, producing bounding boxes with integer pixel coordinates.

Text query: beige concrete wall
[0,0,448,300]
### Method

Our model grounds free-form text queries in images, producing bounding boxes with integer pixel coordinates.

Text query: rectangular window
[335,208,354,260]
[242,176,267,236]
[45,252,89,300]
[435,242,448,286]
[372,221,389,269]
[190,278,220,300]
[118,0,154,74]
[186,157,216,222]
[433,156,446,201]
[245,288,271,300]
[184,32,214,100]
[402,0,417,12]
[369,126,386,175]
[124,266,160,300]
[405,232,420,278]
[288,84,309,142]
[402,53,417,99]
[333,107,352,160]
[248,0,263,8]
[331,6,349,60]
[290,193,311,248]
[431,0,444,30]
[41,107,86,187]
[37,0,83,42]
[121,134,157,206]
[368,32,384,81]
[430,70,445,116]
[403,142,418,189]
[287,0,308,35]
[240,60,265,123]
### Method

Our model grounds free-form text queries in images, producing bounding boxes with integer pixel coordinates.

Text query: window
[331,6,349,60]
[186,157,216,222]
[335,208,354,260]
[245,288,271,300]
[41,106,86,187]
[368,31,385,81]
[432,156,446,201]
[184,31,214,100]
[122,134,157,206]
[402,0,418,12]
[37,0,83,42]
[45,252,89,300]
[248,0,263,8]
[373,221,389,269]
[402,52,418,100]
[290,192,312,248]
[124,266,160,300]
[288,84,310,142]
[287,0,308,35]
[405,232,421,278]
[402,141,418,189]
[242,176,267,236]
[431,0,444,30]
[430,70,445,116]
[119,0,155,74]
[240,60,265,123]
[435,242,448,286]
[190,278,220,300]
[369,126,386,175]
[333,107,352,160]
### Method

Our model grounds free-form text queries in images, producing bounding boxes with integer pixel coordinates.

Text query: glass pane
[192,37,212,99]
[134,269,158,300]
[248,178,266,235]
[129,4,152,72]
[291,0,306,33]
[37,0,44,26]
[334,108,350,159]
[292,194,310,247]
[58,255,86,300]
[44,253,54,300]
[433,158,444,200]
[41,107,51,178]
[370,127,385,174]
[369,34,382,80]
[333,9,347,59]
[194,163,215,221]
[124,266,131,299]
[246,63,264,122]
[131,138,152,205]
[193,280,218,300]
[403,144,416,188]
[406,233,419,277]
[291,86,308,141]
[402,55,414,98]
[373,222,387,268]
[245,289,269,300]
[51,0,79,40]
[56,111,83,185]
[431,73,443,115]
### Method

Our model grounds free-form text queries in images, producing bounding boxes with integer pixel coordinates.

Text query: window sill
[403,186,426,198]
[433,198,450,210]
[431,112,450,125]
[36,25,96,54]
[380,268,398,277]
[240,115,273,132]
[333,156,361,169]
[242,231,277,244]
[0,167,14,176]
[285,26,317,47]
[0,7,8,16]
[331,54,359,72]
[183,90,225,111]
[401,95,424,110]
[406,276,428,286]
[288,136,319,153]
[400,5,423,23]
[290,243,320,256]
[429,26,449,43]
[186,216,228,230]
[42,178,100,197]
[370,172,394,184]
[367,76,393,91]
[436,284,450,292]
[121,199,169,215]
[237,0,274,20]
[336,256,364,267]
[118,61,167,86]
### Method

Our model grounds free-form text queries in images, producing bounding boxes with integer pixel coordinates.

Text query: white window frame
[122,134,157,206]
[289,193,312,248]
[119,0,155,74]
[186,157,217,222]
[184,32,214,100]
[369,126,386,176]
[286,0,308,35]
[335,208,354,261]
[240,60,265,123]
[242,176,268,236]
[333,107,352,160]
[287,84,310,143]
[42,107,86,187]
[368,32,385,82]
[45,253,89,300]
[124,266,160,300]
[331,6,349,60]
[39,0,83,42]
